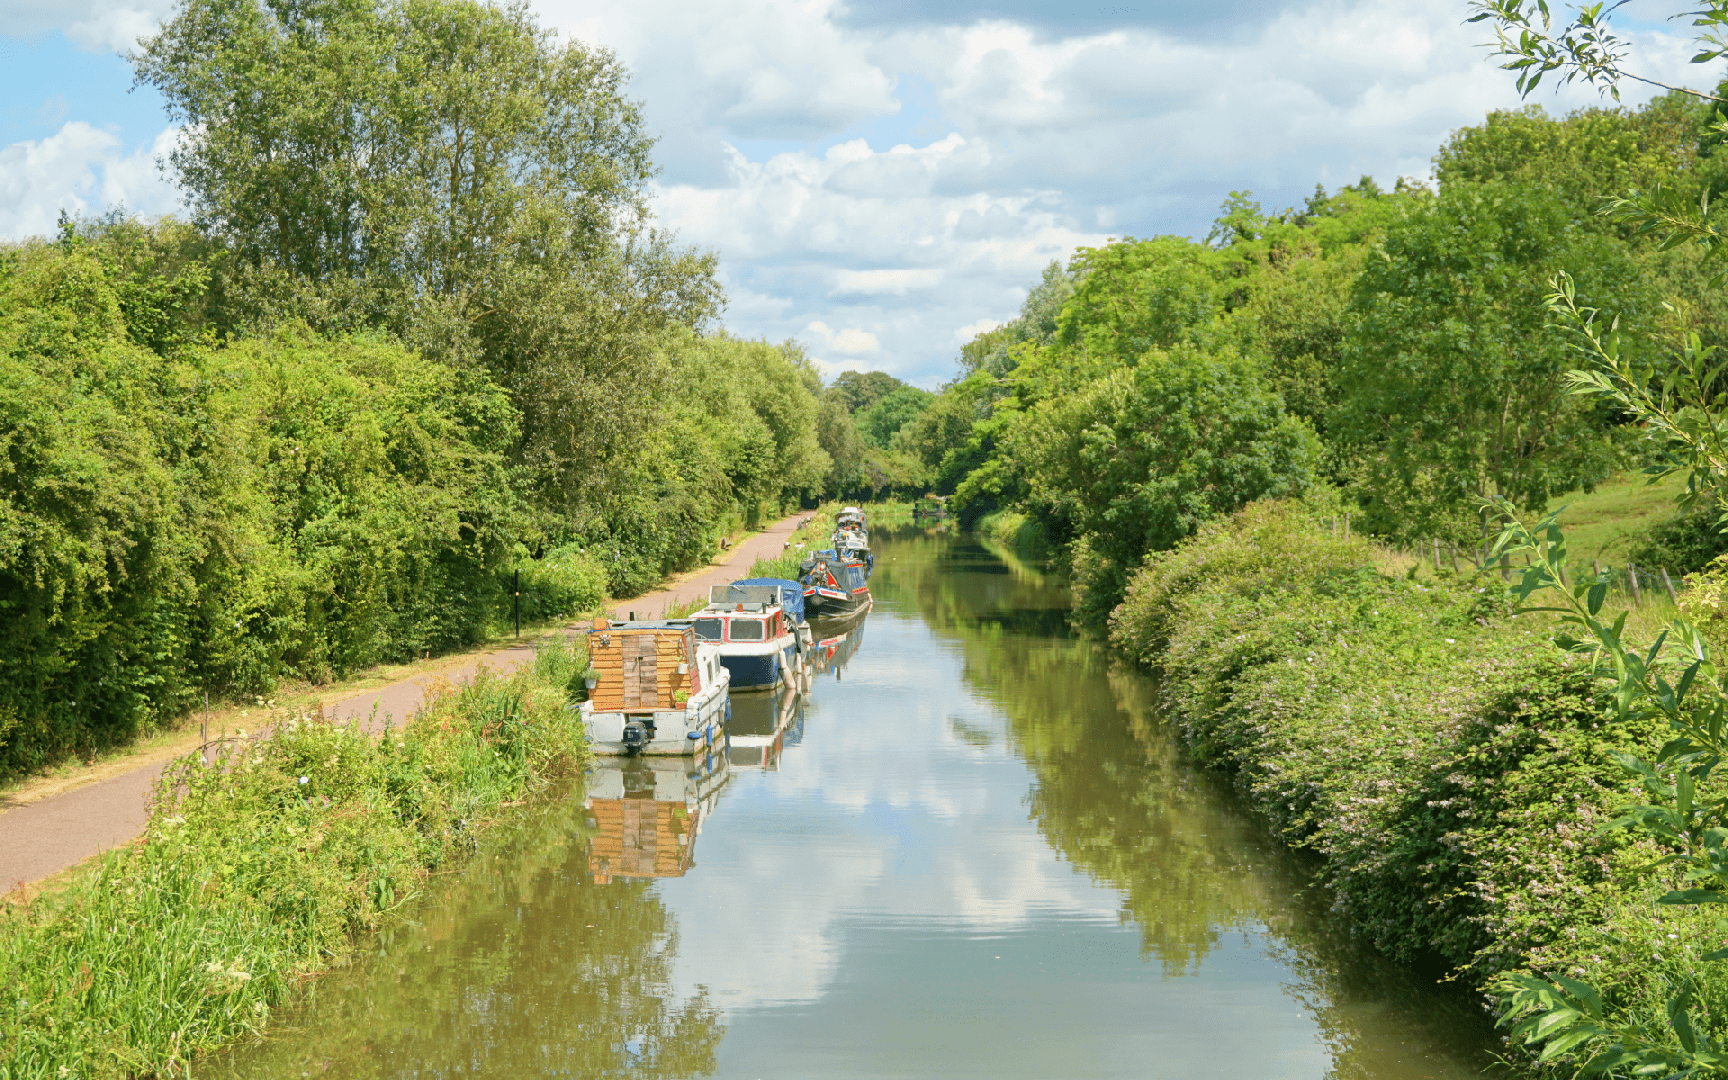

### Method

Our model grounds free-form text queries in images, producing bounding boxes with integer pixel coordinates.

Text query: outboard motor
[622,718,651,753]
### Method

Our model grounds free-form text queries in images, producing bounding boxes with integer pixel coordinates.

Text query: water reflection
[871,525,1501,1078]
[212,786,725,1079]
[586,754,731,882]
[726,682,806,771]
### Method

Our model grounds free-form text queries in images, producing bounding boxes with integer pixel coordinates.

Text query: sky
[1,0,1722,386]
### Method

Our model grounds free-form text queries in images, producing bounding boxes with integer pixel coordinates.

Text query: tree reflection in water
[211,783,724,1080]
[873,523,1502,1079]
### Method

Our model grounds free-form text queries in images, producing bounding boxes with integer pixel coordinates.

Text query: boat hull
[581,670,731,755]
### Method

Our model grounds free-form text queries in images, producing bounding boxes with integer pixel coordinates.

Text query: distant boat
[579,618,730,755]
[799,546,871,617]
[912,493,948,520]
[686,582,805,692]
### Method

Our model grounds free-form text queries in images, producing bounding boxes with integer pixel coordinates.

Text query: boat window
[693,618,723,642]
[729,619,765,641]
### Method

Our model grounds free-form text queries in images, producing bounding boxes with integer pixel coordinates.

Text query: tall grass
[0,638,588,1078]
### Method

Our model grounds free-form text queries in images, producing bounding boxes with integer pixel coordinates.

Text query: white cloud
[830,267,944,295]
[0,121,178,239]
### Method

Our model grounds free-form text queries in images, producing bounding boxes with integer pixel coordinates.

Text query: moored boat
[580,618,730,755]
[689,582,802,691]
[799,547,872,617]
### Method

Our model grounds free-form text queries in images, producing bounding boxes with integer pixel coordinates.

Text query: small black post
[513,569,520,638]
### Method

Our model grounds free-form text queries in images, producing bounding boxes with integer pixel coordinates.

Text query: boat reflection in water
[809,607,869,679]
[582,751,729,883]
[726,680,807,771]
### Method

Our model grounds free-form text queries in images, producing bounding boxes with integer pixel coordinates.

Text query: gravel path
[0,513,806,892]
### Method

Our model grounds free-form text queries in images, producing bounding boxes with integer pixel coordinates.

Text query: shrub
[1111,498,1702,1053]
[0,642,586,1078]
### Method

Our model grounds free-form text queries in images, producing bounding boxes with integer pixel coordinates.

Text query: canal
[216,524,1500,1079]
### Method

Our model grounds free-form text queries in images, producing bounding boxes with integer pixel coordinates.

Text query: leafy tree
[1056,237,1222,367]
[134,0,723,521]
[823,369,905,414]
[855,384,934,448]
[1336,180,1658,538]
[1007,344,1318,621]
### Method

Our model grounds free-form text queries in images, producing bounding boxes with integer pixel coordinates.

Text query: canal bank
[207,521,1501,1080]
[1106,500,1699,1070]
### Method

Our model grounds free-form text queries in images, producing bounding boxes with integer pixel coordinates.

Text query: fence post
[1432,538,1442,571]
[1628,566,1643,608]
[1662,567,1679,607]
[1500,553,1512,582]
[1449,543,1461,575]
[1592,560,1602,581]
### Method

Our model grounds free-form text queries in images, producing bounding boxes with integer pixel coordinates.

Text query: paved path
[0,514,806,892]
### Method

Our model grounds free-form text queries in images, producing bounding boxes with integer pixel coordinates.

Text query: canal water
[216,525,1500,1079]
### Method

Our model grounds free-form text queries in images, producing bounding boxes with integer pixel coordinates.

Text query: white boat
[579,618,730,755]
[687,582,804,691]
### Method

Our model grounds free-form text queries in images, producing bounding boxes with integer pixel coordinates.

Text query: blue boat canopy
[732,577,806,624]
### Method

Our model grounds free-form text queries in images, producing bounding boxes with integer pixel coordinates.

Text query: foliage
[0,648,588,1078]
[1336,181,1657,538]
[1008,344,1319,623]
[1056,236,1222,367]
[1104,500,1718,1072]
[855,384,934,449]
[134,0,725,525]
[0,242,528,775]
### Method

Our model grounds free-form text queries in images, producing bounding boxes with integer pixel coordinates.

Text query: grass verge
[0,638,590,1078]
[1108,499,1712,1069]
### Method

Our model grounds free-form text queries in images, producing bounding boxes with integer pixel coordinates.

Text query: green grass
[0,639,590,1078]
[1543,471,1686,565]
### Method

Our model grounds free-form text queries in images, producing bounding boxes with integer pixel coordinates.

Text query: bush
[1110,499,1706,1053]
[505,543,608,623]
[0,242,524,777]
[0,641,587,1077]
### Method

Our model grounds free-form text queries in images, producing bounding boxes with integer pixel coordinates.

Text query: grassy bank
[0,639,590,1078]
[1107,500,1715,1066]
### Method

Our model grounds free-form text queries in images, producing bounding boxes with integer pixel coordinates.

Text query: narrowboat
[579,618,730,755]
[690,582,803,691]
[799,547,872,618]
[583,752,729,882]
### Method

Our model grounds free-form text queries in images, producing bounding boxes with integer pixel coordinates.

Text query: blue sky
[2,1,1721,385]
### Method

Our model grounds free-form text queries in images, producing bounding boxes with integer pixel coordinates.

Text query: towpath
[0,513,807,892]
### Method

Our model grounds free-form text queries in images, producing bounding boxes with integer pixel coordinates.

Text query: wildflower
[298,776,309,785]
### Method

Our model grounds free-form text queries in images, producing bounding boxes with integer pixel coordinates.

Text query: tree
[855,385,934,448]
[1336,180,1658,538]
[1056,237,1222,367]
[134,0,723,521]
[824,370,905,414]
[1007,344,1318,620]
